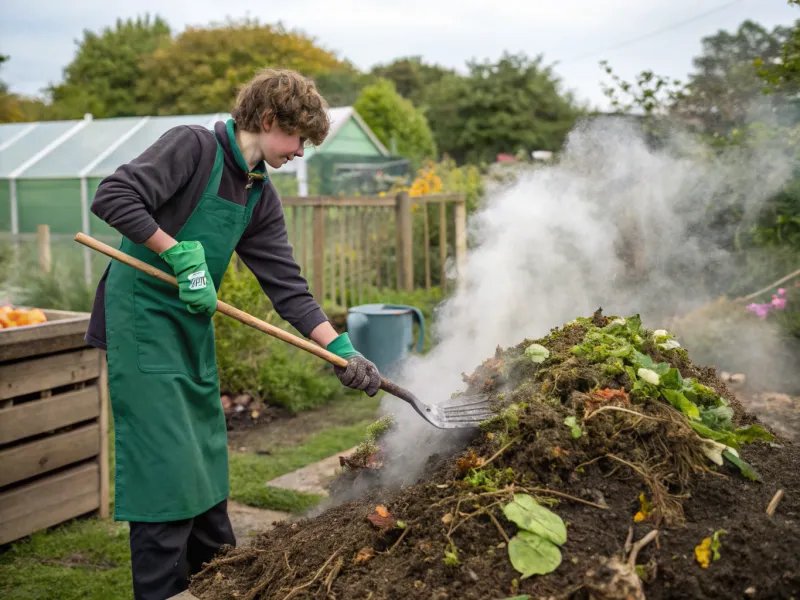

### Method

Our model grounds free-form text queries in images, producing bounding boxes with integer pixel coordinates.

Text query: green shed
[0,107,401,239]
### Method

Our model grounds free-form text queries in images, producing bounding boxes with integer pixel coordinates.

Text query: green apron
[105,122,264,522]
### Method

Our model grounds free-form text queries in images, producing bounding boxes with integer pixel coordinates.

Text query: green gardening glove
[159,241,217,316]
[327,333,381,397]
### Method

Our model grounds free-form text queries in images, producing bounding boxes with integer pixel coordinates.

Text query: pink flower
[772,296,787,310]
[746,303,771,319]
[778,288,786,296]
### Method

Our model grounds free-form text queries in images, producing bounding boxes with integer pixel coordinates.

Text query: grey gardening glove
[326,333,382,397]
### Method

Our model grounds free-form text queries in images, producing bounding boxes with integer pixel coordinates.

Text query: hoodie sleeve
[90,125,203,243]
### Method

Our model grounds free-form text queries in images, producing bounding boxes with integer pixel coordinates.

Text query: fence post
[312,204,325,305]
[454,198,467,281]
[395,191,413,291]
[37,224,51,273]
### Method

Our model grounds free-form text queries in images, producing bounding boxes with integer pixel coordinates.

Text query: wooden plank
[282,196,395,208]
[328,211,336,307]
[423,201,431,290]
[339,210,346,308]
[420,194,463,204]
[0,386,99,445]
[395,192,413,291]
[0,348,100,401]
[0,423,100,488]
[358,208,365,305]
[348,208,356,308]
[374,210,382,291]
[454,199,467,282]
[312,206,325,305]
[0,462,99,545]
[440,202,448,291]
[98,352,110,518]
[281,194,463,207]
[0,310,90,363]
[292,206,299,252]
[301,207,308,274]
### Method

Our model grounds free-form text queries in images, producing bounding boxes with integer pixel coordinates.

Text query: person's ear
[261,112,274,132]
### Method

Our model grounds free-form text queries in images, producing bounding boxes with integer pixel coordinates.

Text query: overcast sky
[1,0,797,111]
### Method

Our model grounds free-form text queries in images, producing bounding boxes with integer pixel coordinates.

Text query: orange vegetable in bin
[0,306,48,328]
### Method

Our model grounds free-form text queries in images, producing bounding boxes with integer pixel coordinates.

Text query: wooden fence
[281,192,466,308]
[20,192,467,309]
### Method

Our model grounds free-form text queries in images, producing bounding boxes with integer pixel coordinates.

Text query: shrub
[213,262,345,413]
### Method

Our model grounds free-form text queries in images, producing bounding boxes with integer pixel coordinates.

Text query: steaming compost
[190,310,799,600]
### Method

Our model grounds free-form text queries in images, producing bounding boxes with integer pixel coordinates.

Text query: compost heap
[191,310,799,600]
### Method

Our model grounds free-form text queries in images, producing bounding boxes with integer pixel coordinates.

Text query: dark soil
[192,311,800,600]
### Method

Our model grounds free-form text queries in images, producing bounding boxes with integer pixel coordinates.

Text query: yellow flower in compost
[695,537,712,568]
[633,493,652,522]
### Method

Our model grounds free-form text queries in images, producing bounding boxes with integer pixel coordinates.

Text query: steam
[367,114,796,488]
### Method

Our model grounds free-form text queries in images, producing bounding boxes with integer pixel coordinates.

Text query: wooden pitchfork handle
[74,233,351,370]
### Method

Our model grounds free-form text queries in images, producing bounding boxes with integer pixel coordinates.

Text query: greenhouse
[0,107,408,238]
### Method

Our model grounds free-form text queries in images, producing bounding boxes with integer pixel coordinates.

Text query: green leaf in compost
[503,494,567,546]
[722,450,761,481]
[633,350,656,370]
[699,405,734,431]
[734,424,775,444]
[524,343,550,364]
[564,416,583,439]
[627,314,643,335]
[690,421,740,450]
[662,389,700,420]
[508,531,562,578]
[660,368,684,391]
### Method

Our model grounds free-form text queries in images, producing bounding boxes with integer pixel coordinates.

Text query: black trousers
[129,499,235,600]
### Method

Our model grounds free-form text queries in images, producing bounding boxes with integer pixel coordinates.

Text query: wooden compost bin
[0,309,109,546]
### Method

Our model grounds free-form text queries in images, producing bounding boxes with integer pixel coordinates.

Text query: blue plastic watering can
[346,303,425,376]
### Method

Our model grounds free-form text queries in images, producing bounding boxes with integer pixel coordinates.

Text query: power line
[557,0,749,65]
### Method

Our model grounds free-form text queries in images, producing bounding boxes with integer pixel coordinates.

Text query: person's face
[259,117,306,169]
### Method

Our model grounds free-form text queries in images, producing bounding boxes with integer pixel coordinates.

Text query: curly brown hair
[231,68,330,146]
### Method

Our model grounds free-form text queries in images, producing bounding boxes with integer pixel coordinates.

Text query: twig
[281,546,344,600]
[606,454,649,479]
[244,568,276,600]
[450,500,504,536]
[488,510,510,544]
[324,557,344,596]
[623,526,634,555]
[585,406,668,423]
[195,553,254,580]
[388,525,412,553]
[482,436,521,468]
[430,494,459,508]
[627,530,660,567]
[767,489,785,517]
[518,486,609,511]
[736,268,800,303]
[574,456,606,471]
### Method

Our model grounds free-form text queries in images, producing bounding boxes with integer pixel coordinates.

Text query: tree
[353,79,437,164]
[759,1,800,95]
[674,20,793,134]
[47,14,171,119]
[370,56,456,109]
[0,55,50,123]
[424,52,579,165]
[313,65,375,107]
[136,18,347,115]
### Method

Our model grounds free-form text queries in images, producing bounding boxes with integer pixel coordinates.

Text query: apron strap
[206,142,225,196]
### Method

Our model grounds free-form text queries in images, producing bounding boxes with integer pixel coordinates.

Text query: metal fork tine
[442,403,493,413]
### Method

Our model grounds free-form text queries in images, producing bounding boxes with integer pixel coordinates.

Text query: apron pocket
[133,273,217,380]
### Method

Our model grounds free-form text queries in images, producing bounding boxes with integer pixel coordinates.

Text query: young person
[85,68,381,600]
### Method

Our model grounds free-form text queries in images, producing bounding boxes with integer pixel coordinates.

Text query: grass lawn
[0,395,381,600]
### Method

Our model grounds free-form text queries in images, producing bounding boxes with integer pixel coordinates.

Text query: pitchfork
[75,233,494,429]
